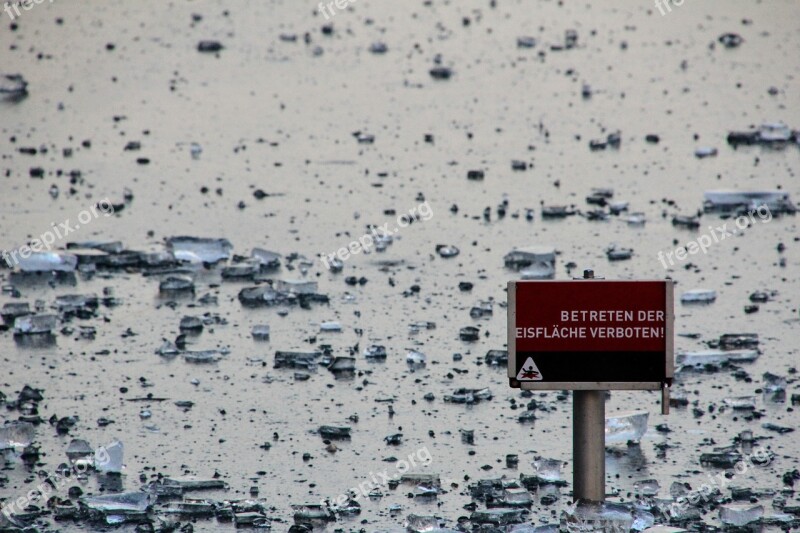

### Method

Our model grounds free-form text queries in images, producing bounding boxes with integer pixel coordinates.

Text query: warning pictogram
[516,356,543,381]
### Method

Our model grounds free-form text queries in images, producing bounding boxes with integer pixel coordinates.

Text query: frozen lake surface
[1,0,799,531]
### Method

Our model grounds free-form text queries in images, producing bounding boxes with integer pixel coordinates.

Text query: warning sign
[516,357,543,381]
[508,280,674,390]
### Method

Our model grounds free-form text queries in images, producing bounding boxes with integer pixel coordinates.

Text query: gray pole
[573,269,606,503]
[573,389,605,502]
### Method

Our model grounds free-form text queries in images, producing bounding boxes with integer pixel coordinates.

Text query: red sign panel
[508,280,674,390]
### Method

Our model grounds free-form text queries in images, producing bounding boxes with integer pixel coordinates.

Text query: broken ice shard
[166,236,232,263]
[680,289,716,304]
[162,477,226,491]
[13,314,56,334]
[533,458,564,483]
[159,275,195,292]
[406,514,440,532]
[718,333,759,349]
[318,425,351,439]
[320,321,342,332]
[274,351,321,369]
[328,357,355,372]
[292,504,334,522]
[0,73,28,97]
[364,344,387,359]
[436,244,460,258]
[251,248,281,270]
[676,349,759,367]
[632,480,660,497]
[484,349,508,365]
[723,396,756,410]
[66,439,94,466]
[719,503,763,526]
[180,316,203,331]
[762,372,786,392]
[694,147,717,158]
[605,411,648,444]
[183,350,224,363]
[470,508,523,525]
[16,251,78,272]
[95,439,123,473]
[703,190,795,214]
[444,387,492,404]
[1,302,31,325]
[504,247,556,280]
[606,245,633,261]
[699,451,741,468]
[251,325,270,340]
[563,502,634,531]
[406,349,426,365]
[275,279,318,294]
[80,492,156,513]
[0,421,35,450]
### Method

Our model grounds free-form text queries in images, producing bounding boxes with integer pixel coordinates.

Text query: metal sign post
[573,270,605,503]
[507,270,674,504]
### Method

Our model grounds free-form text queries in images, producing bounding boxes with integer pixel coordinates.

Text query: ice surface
[16,251,78,272]
[80,492,156,513]
[166,236,232,263]
[719,503,763,526]
[13,314,56,334]
[605,411,648,444]
[0,421,35,450]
